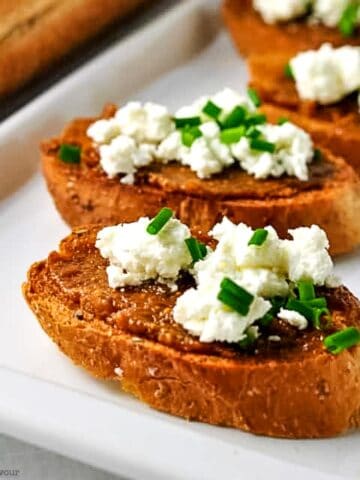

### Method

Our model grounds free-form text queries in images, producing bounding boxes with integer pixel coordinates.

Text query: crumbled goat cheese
[88,89,315,183]
[268,335,281,342]
[231,122,314,181]
[175,88,256,119]
[278,308,308,330]
[115,101,174,143]
[99,136,155,184]
[253,0,360,28]
[253,0,309,23]
[313,0,356,27]
[87,118,120,144]
[158,122,234,179]
[96,217,192,288]
[290,43,360,105]
[174,219,336,343]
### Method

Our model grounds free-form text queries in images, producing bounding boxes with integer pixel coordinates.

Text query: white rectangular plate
[1,1,360,478]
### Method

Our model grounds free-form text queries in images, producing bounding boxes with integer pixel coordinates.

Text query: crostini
[249,44,360,175]
[23,212,360,438]
[223,0,360,56]
[41,89,360,256]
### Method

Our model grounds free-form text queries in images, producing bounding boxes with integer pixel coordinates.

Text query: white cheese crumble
[313,0,356,27]
[96,217,192,289]
[253,0,360,28]
[278,308,308,330]
[173,218,336,343]
[99,136,156,184]
[232,122,314,181]
[290,44,360,105]
[253,0,309,24]
[88,88,315,183]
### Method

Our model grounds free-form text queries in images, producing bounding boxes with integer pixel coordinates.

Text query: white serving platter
[1,1,360,478]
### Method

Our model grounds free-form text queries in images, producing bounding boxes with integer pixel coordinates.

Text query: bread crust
[22,226,360,438]
[41,114,360,256]
[247,52,360,176]
[0,0,149,97]
[222,0,360,57]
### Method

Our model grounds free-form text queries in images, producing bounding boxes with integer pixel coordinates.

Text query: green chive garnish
[247,88,261,107]
[297,280,315,301]
[181,126,202,147]
[324,327,360,355]
[277,117,289,125]
[312,307,331,329]
[313,148,322,161]
[185,237,207,262]
[339,2,359,37]
[59,144,81,164]
[202,100,222,119]
[248,228,268,246]
[304,297,327,308]
[220,126,246,144]
[146,207,173,235]
[286,298,314,321]
[246,126,261,139]
[250,138,276,153]
[174,116,201,128]
[258,312,273,327]
[239,328,258,349]
[245,113,267,127]
[222,105,247,129]
[218,277,254,316]
[284,63,294,79]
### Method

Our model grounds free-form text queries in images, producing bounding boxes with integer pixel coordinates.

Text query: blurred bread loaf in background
[0,0,149,98]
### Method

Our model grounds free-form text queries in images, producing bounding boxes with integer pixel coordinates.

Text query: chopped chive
[248,228,268,246]
[222,105,247,129]
[220,126,246,144]
[246,126,261,139]
[202,100,222,119]
[284,63,294,79]
[239,328,258,349]
[312,307,331,329]
[258,312,273,327]
[59,144,81,164]
[247,88,261,107]
[297,280,315,301]
[303,297,327,308]
[245,113,267,127]
[286,298,314,321]
[324,327,360,354]
[146,207,173,235]
[339,2,359,37]
[174,116,201,128]
[218,277,254,316]
[218,289,251,316]
[185,237,207,262]
[277,117,289,125]
[181,126,202,147]
[250,138,276,153]
[313,148,322,161]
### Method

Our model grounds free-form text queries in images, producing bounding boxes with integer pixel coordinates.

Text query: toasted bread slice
[222,0,360,57]
[0,0,150,97]
[23,225,360,438]
[248,52,360,176]
[41,107,360,256]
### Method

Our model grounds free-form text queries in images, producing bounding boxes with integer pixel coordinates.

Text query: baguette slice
[41,106,360,256]
[0,0,149,97]
[222,0,360,57]
[23,225,360,438]
[248,52,360,176]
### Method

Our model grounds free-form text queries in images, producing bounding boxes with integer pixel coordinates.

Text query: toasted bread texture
[41,108,360,256]
[0,0,149,97]
[23,225,360,438]
[248,52,360,176]
[222,0,360,57]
